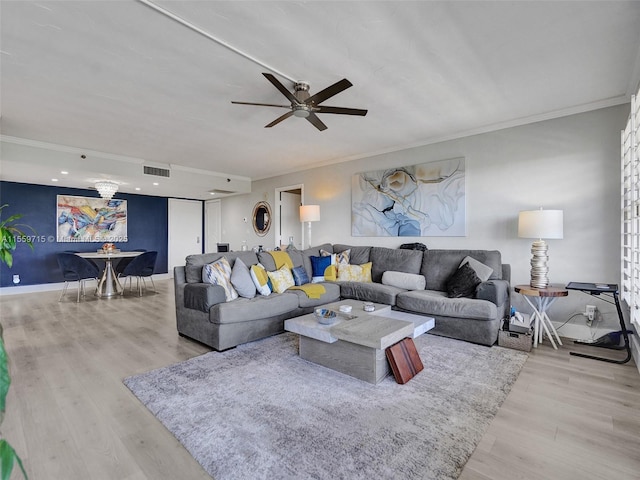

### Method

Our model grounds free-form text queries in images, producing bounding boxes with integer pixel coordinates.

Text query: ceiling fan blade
[262,73,299,105]
[305,112,328,131]
[265,111,294,128]
[316,106,368,116]
[305,78,353,106]
[232,101,291,109]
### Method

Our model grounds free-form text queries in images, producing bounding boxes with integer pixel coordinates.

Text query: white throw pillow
[381,271,426,290]
[203,257,238,302]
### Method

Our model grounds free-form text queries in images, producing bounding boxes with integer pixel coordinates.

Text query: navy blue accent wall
[0,181,169,287]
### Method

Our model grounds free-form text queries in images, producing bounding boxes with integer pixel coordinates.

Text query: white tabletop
[76,251,144,259]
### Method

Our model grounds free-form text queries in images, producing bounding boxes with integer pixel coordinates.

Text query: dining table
[76,251,143,298]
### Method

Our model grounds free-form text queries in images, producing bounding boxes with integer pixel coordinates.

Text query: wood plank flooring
[1,279,639,480]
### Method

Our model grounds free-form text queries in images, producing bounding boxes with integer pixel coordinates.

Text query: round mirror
[252,201,272,236]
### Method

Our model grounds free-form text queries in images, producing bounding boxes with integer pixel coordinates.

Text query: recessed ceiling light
[52,178,58,182]
[61,171,68,175]
[135,187,141,191]
[153,182,159,186]
[210,192,216,195]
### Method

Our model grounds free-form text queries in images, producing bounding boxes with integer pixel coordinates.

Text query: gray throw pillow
[446,263,481,298]
[231,258,257,298]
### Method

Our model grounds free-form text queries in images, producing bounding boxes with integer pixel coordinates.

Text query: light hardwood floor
[1,279,639,480]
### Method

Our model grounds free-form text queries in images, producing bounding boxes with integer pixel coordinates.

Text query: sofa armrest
[476,279,510,306]
[184,282,226,313]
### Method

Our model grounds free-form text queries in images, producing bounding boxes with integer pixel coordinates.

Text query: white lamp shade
[518,209,563,239]
[300,205,320,223]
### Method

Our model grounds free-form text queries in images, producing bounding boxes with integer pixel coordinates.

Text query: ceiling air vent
[143,165,170,177]
[210,189,236,194]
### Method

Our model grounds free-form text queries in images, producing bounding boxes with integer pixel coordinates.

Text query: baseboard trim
[0,273,171,296]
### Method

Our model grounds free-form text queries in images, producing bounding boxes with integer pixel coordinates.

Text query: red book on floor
[386,337,424,384]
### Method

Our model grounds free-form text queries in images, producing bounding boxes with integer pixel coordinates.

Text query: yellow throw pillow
[324,264,337,282]
[337,262,372,282]
[267,265,295,294]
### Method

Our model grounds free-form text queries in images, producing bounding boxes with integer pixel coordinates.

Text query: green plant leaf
[0,251,12,269]
[0,440,15,480]
[0,338,10,416]
[0,439,27,480]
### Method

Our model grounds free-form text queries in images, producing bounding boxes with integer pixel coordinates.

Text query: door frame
[274,184,304,249]
[204,199,222,253]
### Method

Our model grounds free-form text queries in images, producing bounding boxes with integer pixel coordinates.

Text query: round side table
[514,285,568,349]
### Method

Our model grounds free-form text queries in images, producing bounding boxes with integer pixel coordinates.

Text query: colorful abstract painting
[352,158,466,237]
[57,195,127,242]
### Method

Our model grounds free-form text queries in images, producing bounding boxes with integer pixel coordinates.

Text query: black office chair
[118,251,158,296]
[57,252,100,302]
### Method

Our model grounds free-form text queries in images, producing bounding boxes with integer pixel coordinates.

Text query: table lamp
[299,204,320,249]
[518,208,563,288]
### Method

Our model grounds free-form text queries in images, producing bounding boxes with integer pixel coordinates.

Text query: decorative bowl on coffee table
[314,308,337,325]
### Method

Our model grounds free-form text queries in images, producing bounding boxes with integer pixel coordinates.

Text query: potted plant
[0,204,34,268]
[0,329,27,479]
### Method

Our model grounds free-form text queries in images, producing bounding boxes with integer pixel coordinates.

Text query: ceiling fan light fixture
[293,108,310,118]
[95,180,119,200]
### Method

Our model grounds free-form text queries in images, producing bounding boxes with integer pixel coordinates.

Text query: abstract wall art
[57,195,128,242]
[351,157,466,237]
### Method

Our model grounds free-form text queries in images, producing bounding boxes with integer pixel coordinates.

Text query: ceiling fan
[232,73,368,131]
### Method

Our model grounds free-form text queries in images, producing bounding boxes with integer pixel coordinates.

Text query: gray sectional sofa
[174,243,510,351]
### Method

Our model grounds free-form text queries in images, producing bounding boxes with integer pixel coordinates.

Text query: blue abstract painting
[351,158,466,237]
[57,195,128,242]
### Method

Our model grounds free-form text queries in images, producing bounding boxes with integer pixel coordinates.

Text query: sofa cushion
[184,283,226,312]
[211,293,300,324]
[369,247,423,283]
[396,290,498,320]
[185,251,259,284]
[421,250,502,291]
[338,281,406,306]
[230,258,256,299]
[446,263,481,298]
[337,262,372,282]
[287,282,341,308]
[203,258,238,302]
[382,271,426,290]
[333,244,371,265]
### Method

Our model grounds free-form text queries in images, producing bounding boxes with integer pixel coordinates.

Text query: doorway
[274,184,304,250]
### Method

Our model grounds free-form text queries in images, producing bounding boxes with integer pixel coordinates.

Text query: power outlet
[585,305,597,325]
[12,274,20,285]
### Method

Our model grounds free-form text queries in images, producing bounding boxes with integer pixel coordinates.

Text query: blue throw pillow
[292,266,310,286]
[310,255,332,283]
[310,255,331,276]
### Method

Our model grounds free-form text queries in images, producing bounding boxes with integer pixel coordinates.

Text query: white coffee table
[284,300,435,384]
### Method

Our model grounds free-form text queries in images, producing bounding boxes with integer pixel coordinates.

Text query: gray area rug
[124,333,527,480]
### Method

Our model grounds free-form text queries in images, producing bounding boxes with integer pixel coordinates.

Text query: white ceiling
[2,0,640,199]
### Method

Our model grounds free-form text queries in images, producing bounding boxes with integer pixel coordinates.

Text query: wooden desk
[76,251,143,297]
[514,284,568,349]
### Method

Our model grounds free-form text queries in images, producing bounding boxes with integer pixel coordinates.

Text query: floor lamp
[300,205,320,249]
[518,208,563,288]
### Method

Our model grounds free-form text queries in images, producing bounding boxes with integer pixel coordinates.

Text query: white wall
[222,105,628,339]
